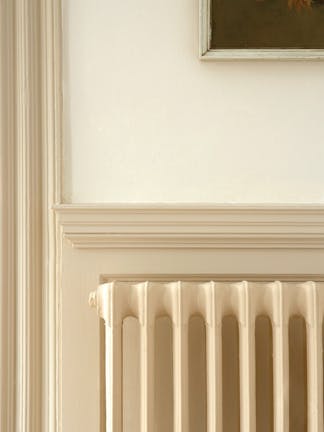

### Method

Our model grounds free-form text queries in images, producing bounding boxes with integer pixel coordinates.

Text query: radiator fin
[94,280,324,432]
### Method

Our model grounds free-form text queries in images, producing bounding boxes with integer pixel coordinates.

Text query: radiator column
[206,281,222,432]
[240,281,256,432]
[91,280,324,432]
[273,281,289,432]
[140,282,155,432]
[173,282,189,432]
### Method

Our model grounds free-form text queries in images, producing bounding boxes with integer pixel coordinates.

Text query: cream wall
[63,0,324,203]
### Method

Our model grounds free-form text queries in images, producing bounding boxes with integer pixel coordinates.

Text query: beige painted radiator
[90,280,324,432]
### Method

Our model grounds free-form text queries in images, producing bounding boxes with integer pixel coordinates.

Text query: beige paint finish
[56,204,324,432]
[92,279,324,432]
[63,0,324,203]
[3,1,324,432]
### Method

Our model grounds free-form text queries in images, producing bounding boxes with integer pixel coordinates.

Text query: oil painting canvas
[210,0,324,49]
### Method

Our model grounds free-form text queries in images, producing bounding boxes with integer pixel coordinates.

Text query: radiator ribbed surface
[92,280,324,432]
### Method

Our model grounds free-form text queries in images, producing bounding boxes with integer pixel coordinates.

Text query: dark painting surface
[211,0,324,48]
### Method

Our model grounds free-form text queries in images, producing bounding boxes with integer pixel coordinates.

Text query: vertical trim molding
[42,1,63,431]
[0,1,16,431]
[16,1,43,431]
[0,0,57,431]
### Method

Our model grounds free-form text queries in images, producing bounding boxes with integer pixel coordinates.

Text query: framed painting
[200,0,324,59]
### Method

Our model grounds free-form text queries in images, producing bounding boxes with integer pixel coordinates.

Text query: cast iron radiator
[90,280,324,432]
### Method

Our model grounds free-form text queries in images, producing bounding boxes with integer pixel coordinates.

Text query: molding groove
[0,2,17,430]
[55,204,324,249]
[0,1,58,431]
[16,1,43,431]
[42,1,63,432]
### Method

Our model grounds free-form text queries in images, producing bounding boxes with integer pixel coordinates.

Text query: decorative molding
[41,1,63,432]
[42,0,63,206]
[55,204,324,249]
[199,0,324,60]
[0,2,17,430]
[15,1,43,431]
[1,1,61,431]
[99,274,324,283]
[56,204,324,431]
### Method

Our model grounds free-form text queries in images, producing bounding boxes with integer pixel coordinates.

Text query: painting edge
[199,0,324,60]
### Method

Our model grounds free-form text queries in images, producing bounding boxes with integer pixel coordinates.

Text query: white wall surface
[63,0,324,203]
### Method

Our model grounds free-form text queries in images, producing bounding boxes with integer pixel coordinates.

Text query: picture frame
[199,0,324,60]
